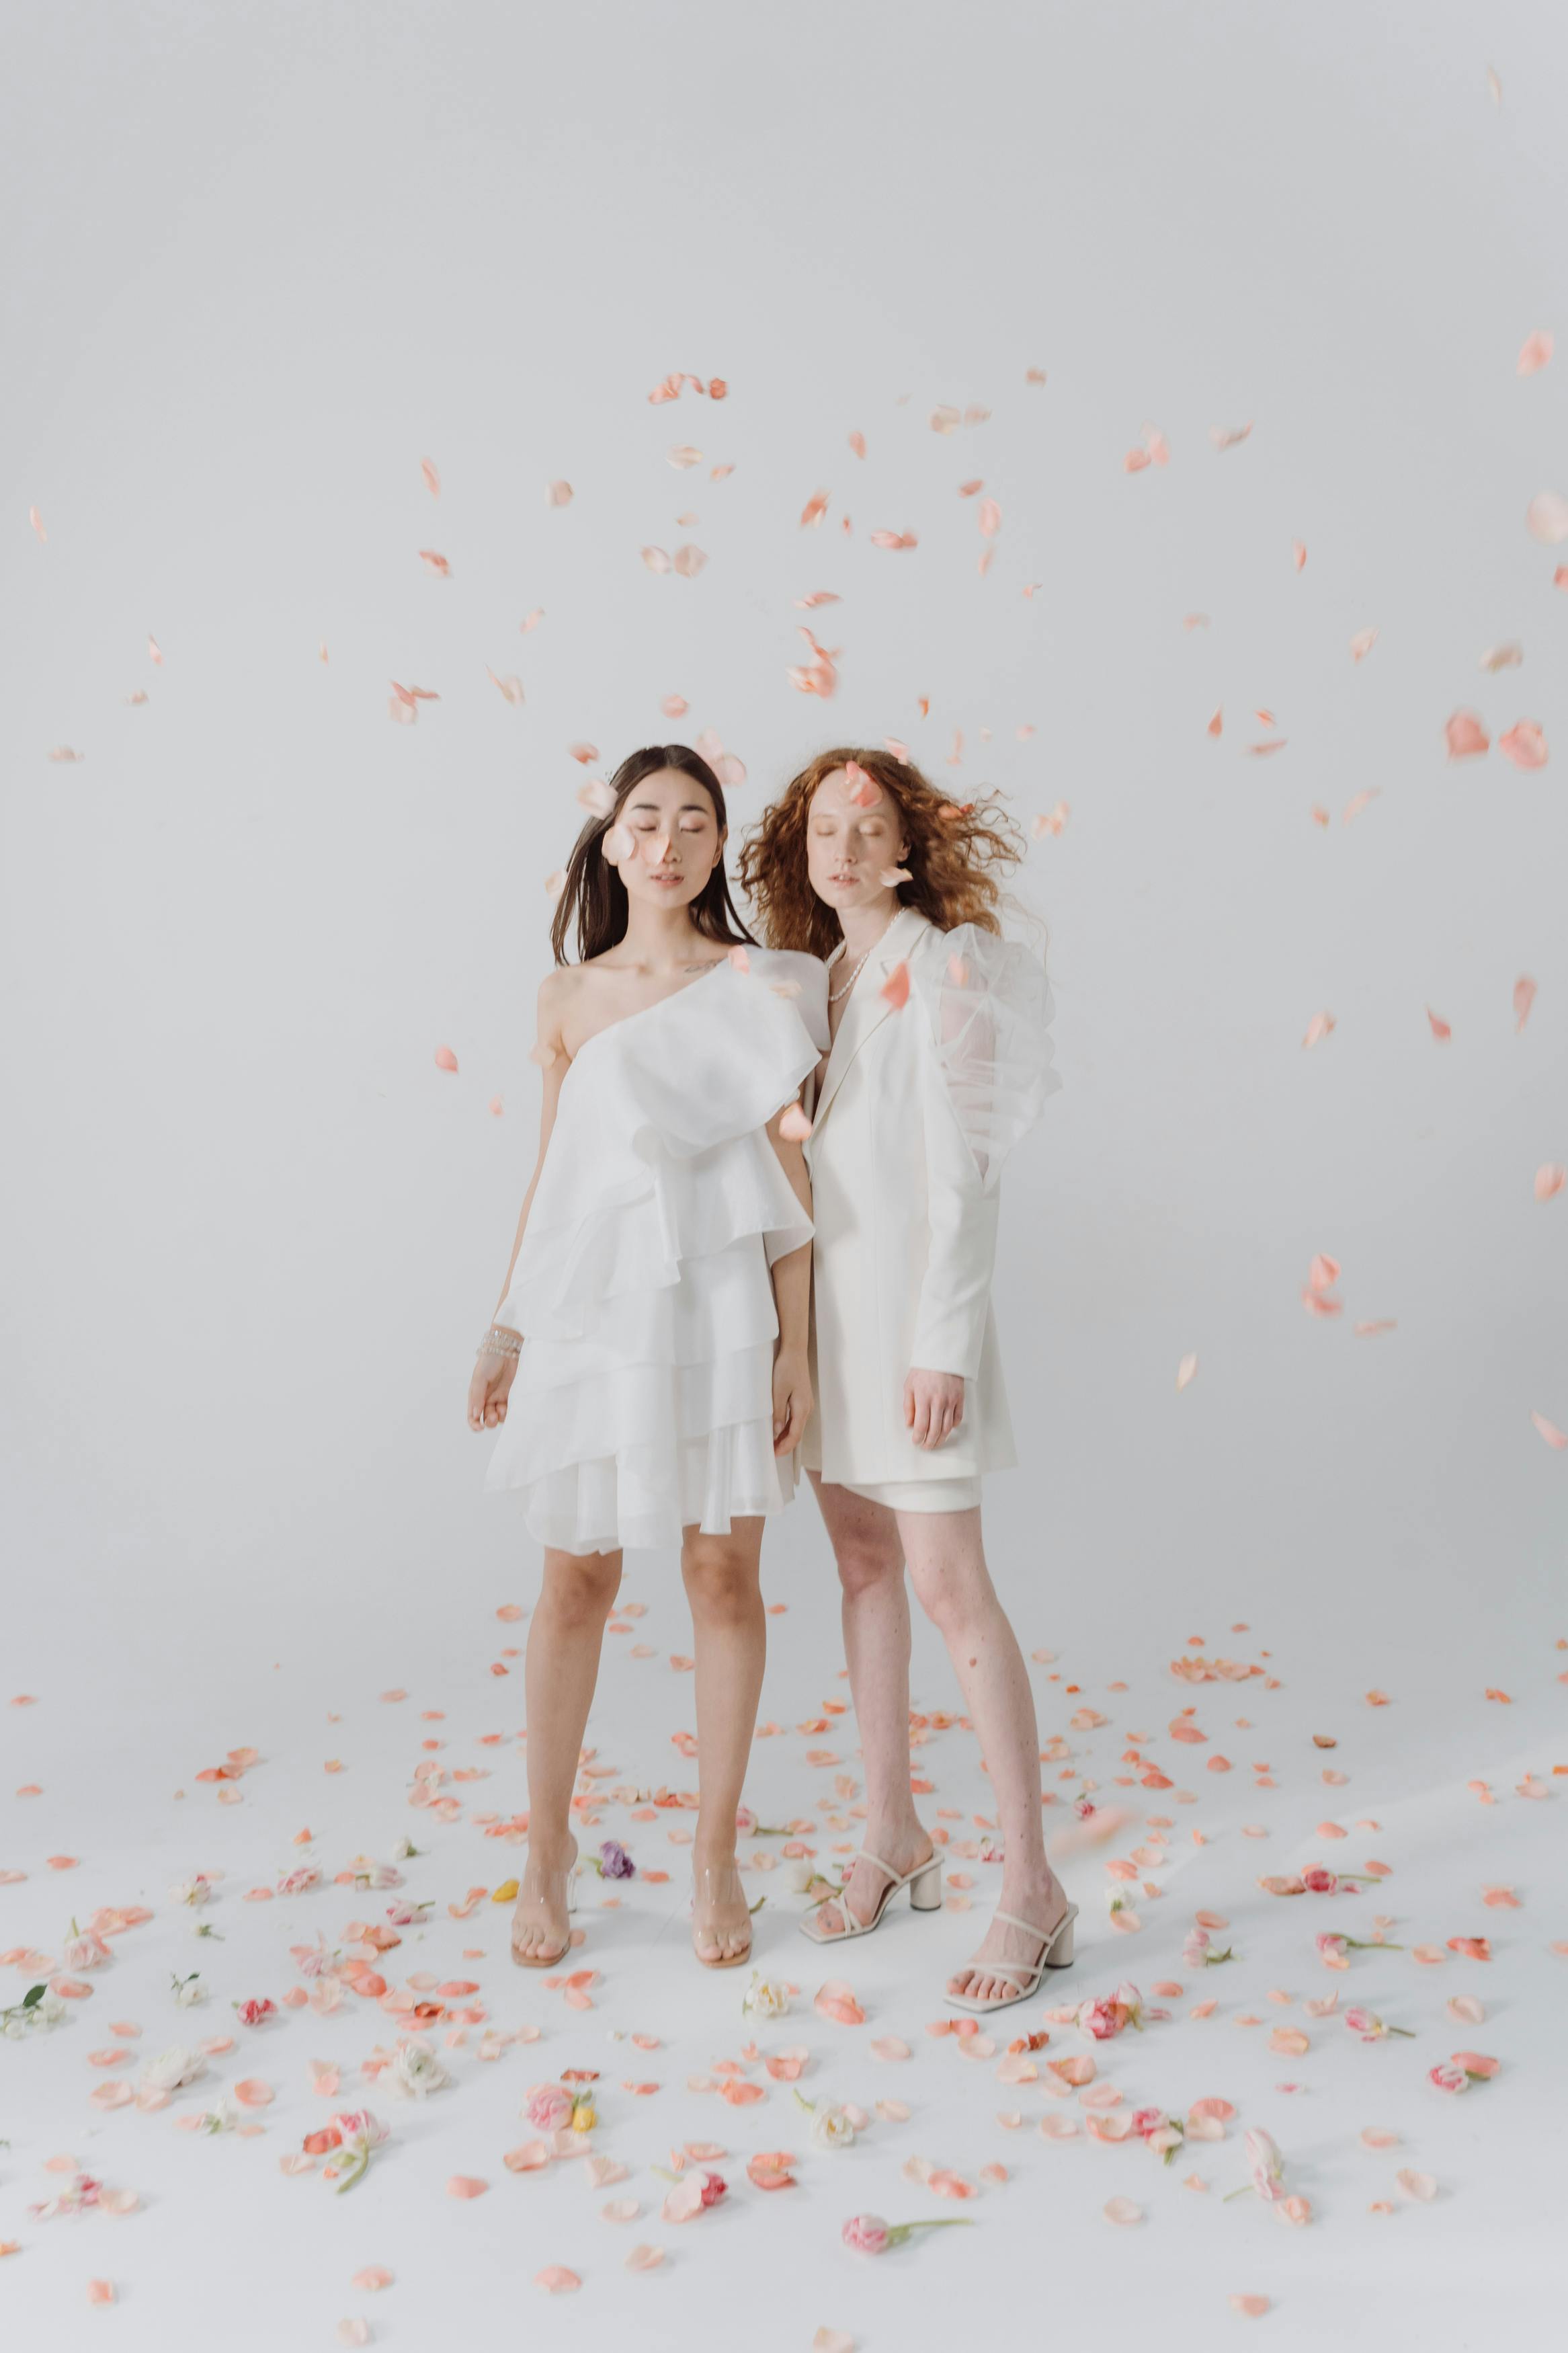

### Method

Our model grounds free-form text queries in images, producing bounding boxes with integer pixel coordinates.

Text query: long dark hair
[550,743,757,965]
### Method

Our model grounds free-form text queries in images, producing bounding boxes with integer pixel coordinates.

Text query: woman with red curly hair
[739,746,1075,2013]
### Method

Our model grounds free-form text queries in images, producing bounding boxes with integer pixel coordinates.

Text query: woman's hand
[905,1367,964,1450]
[468,1339,522,1432]
[772,1347,813,1456]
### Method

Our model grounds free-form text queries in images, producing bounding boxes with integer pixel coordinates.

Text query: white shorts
[841,1476,982,1514]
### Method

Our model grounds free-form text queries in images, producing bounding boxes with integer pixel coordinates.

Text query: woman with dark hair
[740,746,1073,2013]
[469,746,827,1973]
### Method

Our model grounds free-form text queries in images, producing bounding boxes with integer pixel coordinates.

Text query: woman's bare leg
[808,1476,934,1932]
[897,1505,1067,2003]
[513,1544,622,1961]
[681,1518,767,1963]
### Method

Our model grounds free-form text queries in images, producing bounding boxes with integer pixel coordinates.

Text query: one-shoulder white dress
[485,949,829,1555]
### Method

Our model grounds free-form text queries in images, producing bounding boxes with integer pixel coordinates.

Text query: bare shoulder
[535,965,579,1045]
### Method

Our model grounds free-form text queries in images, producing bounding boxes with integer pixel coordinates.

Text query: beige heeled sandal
[944,1899,1078,2014]
[509,1847,580,1969]
[799,1848,944,1945]
[691,1861,755,1970]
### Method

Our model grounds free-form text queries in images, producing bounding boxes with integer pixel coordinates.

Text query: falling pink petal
[642,546,671,573]
[1229,2296,1270,2317]
[520,608,544,633]
[1350,627,1378,661]
[417,550,450,577]
[800,488,830,528]
[667,444,702,469]
[233,2078,274,2107]
[880,961,911,1012]
[1292,540,1307,569]
[446,2175,489,2198]
[1307,1254,1340,1292]
[1479,641,1523,672]
[673,543,707,578]
[487,670,525,705]
[1526,491,1568,543]
[869,528,918,549]
[337,2324,370,2349]
[534,2266,581,2294]
[1104,2196,1143,2226]
[795,590,841,608]
[351,2268,393,2292]
[1360,2126,1400,2149]
[1427,1008,1452,1043]
[546,480,573,508]
[434,1045,458,1074]
[1176,1354,1198,1392]
[46,746,83,762]
[1530,1410,1567,1451]
[1397,2169,1438,2202]
[1497,720,1548,768]
[661,694,688,717]
[29,504,46,539]
[577,776,616,817]
[1210,422,1253,449]
[978,497,1001,536]
[1303,1012,1335,1049]
[1353,1320,1398,1337]
[1534,1164,1565,1201]
[1342,790,1379,824]
[421,457,440,496]
[1514,975,1537,1029]
[626,2243,665,2272]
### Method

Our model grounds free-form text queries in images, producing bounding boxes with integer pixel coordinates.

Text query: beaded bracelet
[478,1326,523,1360]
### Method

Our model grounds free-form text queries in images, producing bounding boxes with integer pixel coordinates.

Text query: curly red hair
[738,745,1025,957]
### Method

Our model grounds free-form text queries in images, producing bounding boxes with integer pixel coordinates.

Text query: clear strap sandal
[509,1845,580,1969]
[691,1860,755,1970]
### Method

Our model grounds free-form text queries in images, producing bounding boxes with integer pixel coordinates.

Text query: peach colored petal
[504,2141,551,2172]
[1361,2126,1400,2148]
[446,2175,489,2198]
[813,1980,866,2026]
[1104,2196,1143,2226]
[1498,719,1548,768]
[87,2281,116,2306]
[1518,330,1553,374]
[1444,709,1490,758]
[232,2078,274,2108]
[870,2037,911,2061]
[1397,2169,1438,2201]
[1531,1411,1568,1450]
[535,2266,581,2294]
[90,2083,133,2110]
[351,2268,393,2291]
[626,2243,665,2271]
[1229,2295,1270,2317]
[99,2187,139,2215]
[1268,2029,1309,2057]
[1526,491,1568,543]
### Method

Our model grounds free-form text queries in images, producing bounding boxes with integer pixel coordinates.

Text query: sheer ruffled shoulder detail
[745,946,831,1054]
[909,922,1059,1190]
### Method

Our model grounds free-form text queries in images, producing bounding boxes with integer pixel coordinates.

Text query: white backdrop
[5,0,1563,1673]
[1,7,1564,2346]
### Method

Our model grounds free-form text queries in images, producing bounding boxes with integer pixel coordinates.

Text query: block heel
[909,1860,944,1912]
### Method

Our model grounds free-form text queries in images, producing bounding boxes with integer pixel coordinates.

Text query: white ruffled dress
[485,950,829,1555]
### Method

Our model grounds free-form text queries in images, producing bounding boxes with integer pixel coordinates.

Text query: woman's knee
[540,1553,621,1628]
[681,1538,761,1622]
[909,1552,995,1642]
[833,1532,905,1604]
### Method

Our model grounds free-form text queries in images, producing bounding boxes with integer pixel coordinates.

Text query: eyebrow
[627,798,711,815]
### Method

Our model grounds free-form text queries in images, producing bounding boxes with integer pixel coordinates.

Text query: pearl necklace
[828,914,898,1004]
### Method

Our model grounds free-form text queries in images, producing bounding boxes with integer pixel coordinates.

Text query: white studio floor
[1,1519,1561,2353]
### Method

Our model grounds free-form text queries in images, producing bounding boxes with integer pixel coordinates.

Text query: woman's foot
[511,1836,579,1967]
[692,1852,753,1967]
[946,1873,1069,2007]
[813,1823,935,1938]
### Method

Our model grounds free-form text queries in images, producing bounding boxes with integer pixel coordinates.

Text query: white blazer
[799,905,1059,1489]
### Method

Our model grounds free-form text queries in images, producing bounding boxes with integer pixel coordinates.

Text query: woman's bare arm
[490,972,573,1332]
